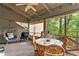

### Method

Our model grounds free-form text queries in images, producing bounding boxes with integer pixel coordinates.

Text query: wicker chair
[32,36,36,49]
[59,36,67,50]
[32,36,45,56]
[35,43,45,56]
[44,45,65,56]
[32,36,37,56]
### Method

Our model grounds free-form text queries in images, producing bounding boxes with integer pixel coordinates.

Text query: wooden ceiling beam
[31,11,42,19]
[41,4,52,14]
[34,4,79,20]
[3,4,31,20]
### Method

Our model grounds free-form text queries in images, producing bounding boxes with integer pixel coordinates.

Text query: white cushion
[7,33,14,39]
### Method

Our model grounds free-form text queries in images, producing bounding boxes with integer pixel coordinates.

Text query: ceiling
[1,3,79,22]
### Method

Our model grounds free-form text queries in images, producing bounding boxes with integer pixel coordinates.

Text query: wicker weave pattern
[33,35,66,56]
[59,36,67,50]
[35,43,45,56]
[32,36,45,56]
[44,45,65,56]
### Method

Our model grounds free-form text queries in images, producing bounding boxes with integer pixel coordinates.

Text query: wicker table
[35,38,63,56]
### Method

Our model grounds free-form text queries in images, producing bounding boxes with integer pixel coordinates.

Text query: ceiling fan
[16,3,38,12]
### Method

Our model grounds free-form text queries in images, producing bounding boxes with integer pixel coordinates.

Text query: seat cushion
[7,33,14,39]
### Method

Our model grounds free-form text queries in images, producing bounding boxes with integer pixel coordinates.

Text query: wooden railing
[66,36,79,56]
[66,36,79,45]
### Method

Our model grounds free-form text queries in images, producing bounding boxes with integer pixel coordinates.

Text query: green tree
[46,17,60,35]
[67,14,79,37]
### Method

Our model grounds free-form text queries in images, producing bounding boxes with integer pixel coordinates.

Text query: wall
[0,4,28,41]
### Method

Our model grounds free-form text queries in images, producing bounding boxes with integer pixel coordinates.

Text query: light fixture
[15,3,38,12]
[30,6,37,12]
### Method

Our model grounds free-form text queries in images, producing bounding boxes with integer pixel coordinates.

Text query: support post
[64,16,67,36]
[59,17,62,34]
[44,18,46,37]
[28,20,30,35]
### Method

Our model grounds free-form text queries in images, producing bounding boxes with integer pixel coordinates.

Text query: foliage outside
[46,14,79,38]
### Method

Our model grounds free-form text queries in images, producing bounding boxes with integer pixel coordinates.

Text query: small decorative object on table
[46,39,50,42]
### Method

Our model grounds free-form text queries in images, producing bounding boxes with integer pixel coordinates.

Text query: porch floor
[3,40,73,56]
[5,40,34,56]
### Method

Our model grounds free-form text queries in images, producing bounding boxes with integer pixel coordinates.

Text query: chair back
[35,43,45,56]
[40,31,44,38]
[59,35,67,50]
[45,44,65,56]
